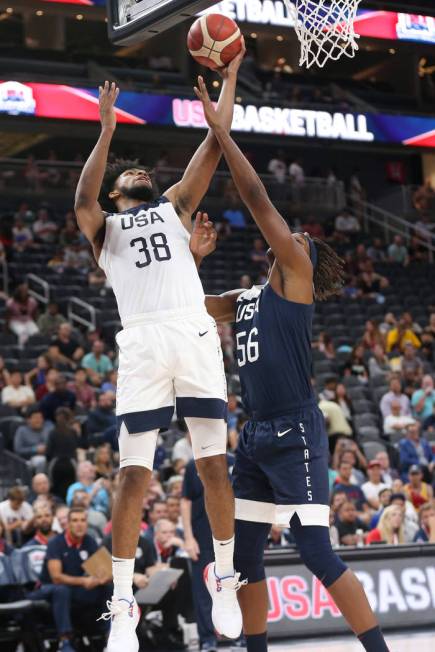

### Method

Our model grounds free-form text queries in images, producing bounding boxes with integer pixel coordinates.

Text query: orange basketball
[187,14,242,70]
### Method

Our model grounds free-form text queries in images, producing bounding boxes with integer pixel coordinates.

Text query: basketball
[187,14,242,70]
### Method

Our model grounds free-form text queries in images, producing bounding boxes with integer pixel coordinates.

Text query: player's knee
[118,465,151,491]
[234,520,269,583]
[196,455,229,488]
[295,526,347,588]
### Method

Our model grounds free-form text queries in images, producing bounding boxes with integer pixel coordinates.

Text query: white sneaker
[98,596,140,652]
[204,562,247,639]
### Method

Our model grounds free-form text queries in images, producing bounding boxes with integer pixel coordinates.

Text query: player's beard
[120,184,154,202]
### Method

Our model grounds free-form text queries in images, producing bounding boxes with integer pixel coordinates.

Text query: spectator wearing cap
[404,466,433,510]
[412,375,435,422]
[2,370,36,412]
[383,400,416,438]
[413,503,435,543]
[365,505,405,545]
[388,235,409,266]
[399,422,434,482]
[13,407,52,473]
[380,377,411,419]
[0,486,33,546]
[81,340,113,387]
[37,303,67,338]
[362,461,388,510]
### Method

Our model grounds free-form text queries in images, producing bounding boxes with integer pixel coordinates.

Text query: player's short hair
[311,237,346,301]
[101,158,153,205]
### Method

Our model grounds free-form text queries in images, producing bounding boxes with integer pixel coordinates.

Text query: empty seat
[362,440,386,460]
[353,399,376,414]
[357,425,381,441]
[354,414,378,430]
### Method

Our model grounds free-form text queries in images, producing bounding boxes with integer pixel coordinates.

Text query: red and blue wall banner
[1,80,435,149]
[42,1,435,46]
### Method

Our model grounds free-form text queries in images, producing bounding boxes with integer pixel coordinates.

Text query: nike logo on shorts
[199,331,208,337]
[277,428,292,438]
[201,443,215,450]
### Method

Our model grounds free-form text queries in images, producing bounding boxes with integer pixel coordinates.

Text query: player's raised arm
[164,40,246,222]
[74,81,119,255]
[194,78,310,276]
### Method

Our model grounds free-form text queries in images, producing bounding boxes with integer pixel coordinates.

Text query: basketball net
[283,0,362,69]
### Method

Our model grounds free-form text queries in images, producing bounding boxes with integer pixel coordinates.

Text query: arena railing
[352,197,435,263]
[26,273,50,306]
[68,297,97,331]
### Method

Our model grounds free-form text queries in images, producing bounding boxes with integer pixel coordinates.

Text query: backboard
[106,0,217,45]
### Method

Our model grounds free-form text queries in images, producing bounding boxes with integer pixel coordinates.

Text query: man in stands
[334,207,360,237]
[70,488,107,543]
[37,302,67,337]
[51,322,84,370]
[37,507,111,652]
[27,472,62,508]
[383,399,416,438]
[335,501,368,546]
[66,461,110,516]
[13,407,51,473]
[380,377,411,419]
[388,235,409,266]
[414,503,435,543]
[399,422,434,482]
[81,340,113,387]
[0,486,33,546]
[86,391,116,436]
[39,375,76,422]
[361,461,388,510]
[25,503,56,546]
[143,499,168,542]
[1,370,35,411]
[412,374,435,422]
[334,460,371,524]
[375,451,399,486]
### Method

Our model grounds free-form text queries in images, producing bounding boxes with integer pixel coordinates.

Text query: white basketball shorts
[115,307,228,436]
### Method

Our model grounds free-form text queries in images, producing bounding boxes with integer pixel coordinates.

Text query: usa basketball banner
[41,1,435,45]
[1,80,435,148]
[264,548,435,637]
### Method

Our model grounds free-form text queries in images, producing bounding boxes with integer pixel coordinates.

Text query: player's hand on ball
[99,80,120,131]
[194,77,221,130]
[190,212,217,259]
[218,35,246,79]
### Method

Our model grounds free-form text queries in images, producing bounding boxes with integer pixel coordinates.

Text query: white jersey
[99,196,205,322]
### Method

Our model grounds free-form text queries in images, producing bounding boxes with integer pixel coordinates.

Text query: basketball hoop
[283,0,362,69]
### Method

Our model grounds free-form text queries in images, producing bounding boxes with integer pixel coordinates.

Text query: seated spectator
[0,518,13,554]
[66,461,110,515]
[335,500,368,546]
[87,392,116,436]
[67,368,96,410]
[369,487,393,529]
[81,340,113,387]
[33,507,111,652]
[250,237,268,270]
[365,505,405,545]
[383,400,416,438]
[368,344,391,379]
[412,374,435,422]
[13,407,51,473]
[379,312,397,337]
[388,235,409,266]
[55,504,69,532]
[399,422,434,482]
[413,502,435,543]
[51,323,84,370]
[221,198,247,228]
[289,158,305,185]
[0,486,33,546]
[404,465,433,510]
[358,266,389,300]
[362,461,388,510]
[27,472,62,508]
[401,344,423,385]
[367,238,387,263]
[334,208,360,235]
[334,447,366,485]
[362,320,384,351]
[25,503,56,546]
[13,217,34,252]
[37,303,67,338]
[334,460,371,523]
[32,208,58,244]
[342,344,368,383]
[70,489,107,543]
[314,332,336,359]
[47,250,65,273]
[46,407,83,462]
[101,370,117,394]
[268,150,287,185]
[40,375,76,422]
[380,377,411,419]
[25,355,50,393]
[6,284,39,346]
[266,524,292,548]
[59,220,80,248]
[35,367,59,401]
[2,370,36,411]
[375,451,399,487]
[143,499,168,542]
[386,317,421,354]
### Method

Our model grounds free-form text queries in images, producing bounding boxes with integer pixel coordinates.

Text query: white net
[283,0,362,69]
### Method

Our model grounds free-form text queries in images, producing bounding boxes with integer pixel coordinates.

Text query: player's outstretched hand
[194,77,221,130]
[218,35,246,80]
[190,212,217,259]
[99,80,120,131]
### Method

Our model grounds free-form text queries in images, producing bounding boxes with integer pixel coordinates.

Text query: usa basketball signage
[265,555,435,637]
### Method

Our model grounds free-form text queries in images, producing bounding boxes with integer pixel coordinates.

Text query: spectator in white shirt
[1,370,35,411]
[32,208,59,244]
[380,377,411,419]
[334,208,360,234]
[362,461,388,510]
[384,400,416,437]
[268,150,287,184]
[289,158,305,185]
[0,486,33,545]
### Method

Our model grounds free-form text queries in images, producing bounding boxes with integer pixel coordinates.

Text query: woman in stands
[365,505,405,545]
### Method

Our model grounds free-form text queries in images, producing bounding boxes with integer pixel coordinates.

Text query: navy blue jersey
[235,284,315,420]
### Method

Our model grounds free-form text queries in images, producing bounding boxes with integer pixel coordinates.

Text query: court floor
[270,629,434,651]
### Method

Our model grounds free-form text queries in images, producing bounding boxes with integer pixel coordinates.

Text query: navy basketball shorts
[233,404,330,528]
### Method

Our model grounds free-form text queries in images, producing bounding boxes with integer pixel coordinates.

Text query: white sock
[213,536,235,578]
[112,557,135,599]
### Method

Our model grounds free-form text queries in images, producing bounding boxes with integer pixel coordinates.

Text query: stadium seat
[354,414,378,430]
[362,440,387,460]
[357,426,381,441]
[353,399,376,414]
[347,387,369,401]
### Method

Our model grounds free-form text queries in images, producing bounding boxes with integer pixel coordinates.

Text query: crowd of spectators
[0,189,433,650]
